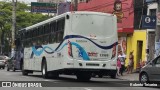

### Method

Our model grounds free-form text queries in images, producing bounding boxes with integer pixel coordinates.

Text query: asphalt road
[0,68,159,90]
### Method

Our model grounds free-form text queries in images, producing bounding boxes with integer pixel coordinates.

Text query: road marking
[44,80,52,81]
[84,88,93,90]
[21,76,29,78]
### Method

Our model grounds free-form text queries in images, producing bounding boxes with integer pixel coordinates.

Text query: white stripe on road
[21,76,29,78]
[84,88,93,90]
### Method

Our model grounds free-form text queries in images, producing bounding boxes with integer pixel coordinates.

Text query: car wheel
[2,67,5,69]
[13,67,16,72]
[140,73,149,84]
[7,67,10,71]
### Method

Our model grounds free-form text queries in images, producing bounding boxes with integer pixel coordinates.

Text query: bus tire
[76,72,91,81]
[98,74,103,78]
[42,60,49,79]
[22,62,28,75]
[110,73,117,79]
[52,72,59,79]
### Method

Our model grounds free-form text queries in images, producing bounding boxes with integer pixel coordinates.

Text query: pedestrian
[118,51,126,76]
[117,58,121,76]
[128,51,134,74]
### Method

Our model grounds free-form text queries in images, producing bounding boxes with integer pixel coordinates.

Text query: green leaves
[0,1,50,53]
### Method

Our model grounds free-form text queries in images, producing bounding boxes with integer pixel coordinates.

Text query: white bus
[18,11,118,80]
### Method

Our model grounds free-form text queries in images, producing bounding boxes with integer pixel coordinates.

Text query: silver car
[0,56,6,69]
[139,56,160,83]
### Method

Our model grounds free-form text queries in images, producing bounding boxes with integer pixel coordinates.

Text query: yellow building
[126,30,147,70]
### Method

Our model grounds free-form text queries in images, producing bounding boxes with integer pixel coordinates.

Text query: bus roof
[21,11,115,32]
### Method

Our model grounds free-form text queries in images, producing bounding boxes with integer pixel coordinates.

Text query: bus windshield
[71,14,115,37]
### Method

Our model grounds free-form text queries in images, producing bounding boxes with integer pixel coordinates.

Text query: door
[137,41,143,69]
[148,32,155,60]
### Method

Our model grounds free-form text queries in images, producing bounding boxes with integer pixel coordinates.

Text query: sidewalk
[117,72,139,81]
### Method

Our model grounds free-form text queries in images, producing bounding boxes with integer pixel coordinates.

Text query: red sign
[77,0,134,33]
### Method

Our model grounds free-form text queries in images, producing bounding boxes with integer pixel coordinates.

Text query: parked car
[139,55,160,83]
[6,57,17,71]
[0,56,6,69]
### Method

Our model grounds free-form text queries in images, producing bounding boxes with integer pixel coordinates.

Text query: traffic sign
[31,2,57,13]
[142,15,156,29]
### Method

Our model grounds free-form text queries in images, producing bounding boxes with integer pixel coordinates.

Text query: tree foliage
[0,1,50,54]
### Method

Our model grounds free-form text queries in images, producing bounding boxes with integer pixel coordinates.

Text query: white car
[0,56,6,69]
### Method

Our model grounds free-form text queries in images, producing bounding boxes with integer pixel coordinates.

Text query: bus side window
[39,26,44,45]
[49,22,56,44]
[56,18,65,43]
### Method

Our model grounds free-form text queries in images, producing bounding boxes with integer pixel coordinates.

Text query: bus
[18,11,118,80]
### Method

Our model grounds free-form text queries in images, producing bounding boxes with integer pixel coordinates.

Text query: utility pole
[11,0,16,58]
[74,0,78,11]
[56,0,59,16]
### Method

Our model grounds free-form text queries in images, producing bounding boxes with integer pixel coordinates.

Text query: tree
[0,1,50,55]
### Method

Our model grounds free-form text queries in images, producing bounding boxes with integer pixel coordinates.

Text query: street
[0,69,159,90]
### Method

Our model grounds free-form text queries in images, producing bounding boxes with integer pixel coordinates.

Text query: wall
[78,0,134,33]
[126,30,147,70]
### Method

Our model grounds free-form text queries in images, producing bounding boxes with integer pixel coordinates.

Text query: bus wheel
[22,63,28,75]
[76,72,91,81]
[42,61,49,79]
[98,74,103,78]
[110,73,117,79]
[52,72,59,79]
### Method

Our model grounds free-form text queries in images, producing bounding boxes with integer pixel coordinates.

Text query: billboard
[31,2,57,13]
[78,0,134,33]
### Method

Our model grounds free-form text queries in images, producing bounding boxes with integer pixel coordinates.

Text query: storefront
[126,30,147,70]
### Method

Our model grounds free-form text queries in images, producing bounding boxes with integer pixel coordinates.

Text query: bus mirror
[66,15,70,19]
[15,38,20,46]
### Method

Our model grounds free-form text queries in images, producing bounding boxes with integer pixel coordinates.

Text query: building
[146,0,158,59]
[37,0,65,3]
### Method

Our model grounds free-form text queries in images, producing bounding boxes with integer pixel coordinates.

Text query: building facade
[146,1,158,59]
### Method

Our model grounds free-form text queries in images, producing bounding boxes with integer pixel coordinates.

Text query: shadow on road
[28,74,105,83]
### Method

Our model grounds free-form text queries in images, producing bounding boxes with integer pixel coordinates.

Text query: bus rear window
[71,14,115,37]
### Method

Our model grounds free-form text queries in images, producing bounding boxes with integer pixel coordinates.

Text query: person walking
[128,51,134,74]
[117,58,121,76]
[118,51,126,76]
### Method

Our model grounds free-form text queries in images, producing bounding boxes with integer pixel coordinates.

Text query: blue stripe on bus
[55,35,118,51]
[31,42,90,60]
[31,35,118,60]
